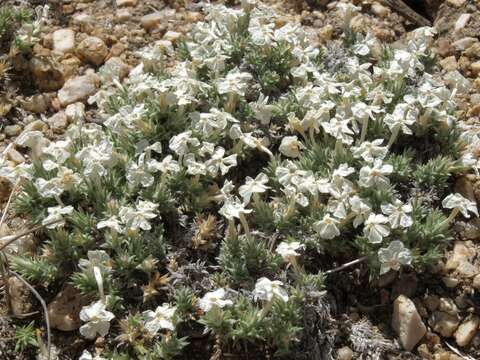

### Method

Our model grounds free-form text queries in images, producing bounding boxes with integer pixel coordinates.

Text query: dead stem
[9,270,51,360]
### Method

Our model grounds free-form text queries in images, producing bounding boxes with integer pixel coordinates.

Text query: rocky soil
[1,0,480,359]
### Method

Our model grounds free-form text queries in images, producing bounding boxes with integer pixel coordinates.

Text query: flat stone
[52,29,75,53]
[454,317,479,347]
[76,36,108,66]
[392,295,427,351]
[5,125,22,137]
[116,0,137,6]
[447,0,466,6]
[453,37,478,52]
[432,311,460,337]
[58,74,98,107]
[454,14,471,31]
[6,147,25,164]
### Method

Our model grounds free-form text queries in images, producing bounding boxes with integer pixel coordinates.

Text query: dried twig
[382,0,431,27]
[0,181,20,315]
[445,341,475,360]
[0,218,62,252]
[324,256,368,275]
[9,270,51,360]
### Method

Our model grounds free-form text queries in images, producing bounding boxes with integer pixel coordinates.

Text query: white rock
[4,125,22,137]
[52,29,76,53]
[392,295,427,351]
[455,14,471,31]
[100,56,130,81]
[65,102,86,122]
[454,317,478,347]
[46,111,68,133]
[58,74,98,107]
[163,31,182,44]
[76,36,108,66]
[337,346,353,360]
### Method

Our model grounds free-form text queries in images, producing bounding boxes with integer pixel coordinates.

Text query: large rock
[76,36,108,66]
[58,74,98,107]
[52,29,75,53]
[47,285,82,331]
[46,111,68,133]
[29,56,64,91]
[432,311,460,337]
[454,317,479,347]
[8,277,33,316]
[100,56,130,81]
[392,295,427,351]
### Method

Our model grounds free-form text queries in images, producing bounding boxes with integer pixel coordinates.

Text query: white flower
[239,173,269,204]
[321,117,354,145]
[143,304,176,335]
[276,241,303,262]
[279,136,305,158]
[383,103,418,135]
[198,288,233,312]
[363,214,390,244]
[78,351,106,360]
[35,178,64,198]
[442,193,478,218]
[216,68,252,96]
[119,200,158,231]
[378,240,413,275]
[97,216,123,233]
[126,155,154,188]
[313,214,340,239]
[358,159,393,188]
[79,301,115,339]
[381,199,413,229]
[253,277,288,302]
[169,131,200,156]
[350,196,372,228]
[42,205,74,229]
[205,147,237,176]
[79,250,112,273]
[219,197,252,220]
[351,139,388,163]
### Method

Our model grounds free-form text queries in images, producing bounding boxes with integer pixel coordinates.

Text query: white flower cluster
[3,2,479,353]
